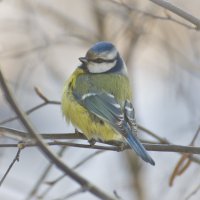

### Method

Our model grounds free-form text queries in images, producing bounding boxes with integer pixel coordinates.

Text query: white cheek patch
[87,60,117,73]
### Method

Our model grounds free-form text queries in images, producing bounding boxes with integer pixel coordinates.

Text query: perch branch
[0,69,116,200]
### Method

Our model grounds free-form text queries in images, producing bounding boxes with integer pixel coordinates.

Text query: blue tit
[61,41,155,165]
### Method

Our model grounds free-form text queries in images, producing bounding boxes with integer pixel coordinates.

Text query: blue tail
[126,133,155,165]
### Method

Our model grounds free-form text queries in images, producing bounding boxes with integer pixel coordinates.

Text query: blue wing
[124,100,137,135]
[79,92,155,165]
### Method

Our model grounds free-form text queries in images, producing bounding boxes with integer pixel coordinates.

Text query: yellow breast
[61,68,123,142]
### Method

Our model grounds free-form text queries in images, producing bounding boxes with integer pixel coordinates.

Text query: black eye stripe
[89,57,116,63]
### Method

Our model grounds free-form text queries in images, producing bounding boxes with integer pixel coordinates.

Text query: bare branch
[40,150,104,199]
[169,127,200,186]
[0,146,22,186]
[138,125,169,143]
[0,69,116,200]
[0,140,200,155]
[1,125,200,156]
[25,147,67,200]
[50,187,87,200]
[73,150,104,169]
[34,87,49,102]
[109,0,195,30]
[150,0,200,30]
[185,183,200,200]
[138,126,200,165]
[0,87,60,125]
[0,127,86,141]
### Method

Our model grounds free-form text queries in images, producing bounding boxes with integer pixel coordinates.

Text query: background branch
[0,69,116,200]
[25,146,67,200]
[150,0,200,29]
[0,147,22,186]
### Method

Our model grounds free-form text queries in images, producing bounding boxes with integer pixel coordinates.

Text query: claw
[88,138,96,146]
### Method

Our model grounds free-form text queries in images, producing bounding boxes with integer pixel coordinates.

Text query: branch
[109,0,196,30]
[51,187,87,200]
[1,126,200,165]
[0,126,86,141]
[150,0,200,30]
[0,87,60,125]
[185,183,200,200]
[0,146,22,186]
[25,147,67,200]
[0,140,200,155]
[138,125,169,143]
[169,127,200,186]
[0,69,116,200]
[40,150,105,199]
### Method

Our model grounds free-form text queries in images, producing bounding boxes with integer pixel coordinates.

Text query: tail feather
[126,133,155,166]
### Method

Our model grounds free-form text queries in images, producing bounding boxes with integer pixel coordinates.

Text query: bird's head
[79,41,127,74]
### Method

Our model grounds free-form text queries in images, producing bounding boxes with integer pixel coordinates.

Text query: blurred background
[0,0,200,199]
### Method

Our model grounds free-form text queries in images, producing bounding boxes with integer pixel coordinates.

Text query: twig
[150,0,200,30]
[0,126,157,145]
[73,150,104,169]
[0,126,86,141]
[169,126,200,186]
[138,125,200,165]
[0,87,60,125]
[185,183,200,200]
[38,150,105,199]
[113,190,123,200]
[34,87,49,102]
[0,69,116,200]
[0,140,200,155]
[51,187,87,200]
[25,146,67,200]
[109,0,195,30]
[0,145,22,186]
[1,126,200,167]
[138,125,169,143]
[169,153,191,187]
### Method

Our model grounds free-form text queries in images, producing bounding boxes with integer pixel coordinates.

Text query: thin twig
[138,125,169,143]
[40,150,105,199]
[169,153,191,187]
[34,87,49,102]
[73,150,104,169]
[185,183,200,200]
[0,126,87,141]
[0,88,60,125]
[51,187,87,200]
[150,0,200,30]
[0,146,22,186]
[169,126,200,186]
[25,146,67,200]
[109,0,195,30]
[0,69,116,200]
[113,190,123,200]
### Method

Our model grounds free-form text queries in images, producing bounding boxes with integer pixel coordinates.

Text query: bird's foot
[88,138,96,146]
[75,128,80,134]
[118,142,126,151]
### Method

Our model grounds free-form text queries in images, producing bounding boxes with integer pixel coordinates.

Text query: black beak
[79,57,88,64]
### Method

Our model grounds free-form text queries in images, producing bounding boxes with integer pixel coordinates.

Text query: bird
[61,41,155,165]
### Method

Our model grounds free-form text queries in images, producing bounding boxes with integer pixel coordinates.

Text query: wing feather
[77,92,155,165]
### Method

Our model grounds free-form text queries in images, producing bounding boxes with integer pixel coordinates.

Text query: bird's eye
[90,57,116,63]
[93,58,104,63]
